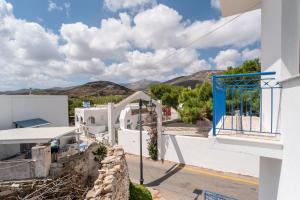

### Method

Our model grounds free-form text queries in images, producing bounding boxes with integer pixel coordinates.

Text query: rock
[86,190,96,199]
[94,188,102,197]
[113,165,121,171]
[102,185,112,194]
[11,183,19,188]
[101,156,116,164]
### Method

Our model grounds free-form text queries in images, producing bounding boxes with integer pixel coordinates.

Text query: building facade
[0,95,69,130]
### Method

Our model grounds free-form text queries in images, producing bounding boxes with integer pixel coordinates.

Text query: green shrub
[129,183,152,200]
[147,140,158,160]
[92,142,107,165]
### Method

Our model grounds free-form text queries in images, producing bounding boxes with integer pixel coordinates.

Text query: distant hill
[124,79,160,91]
[0,81,134,98]
[0,70,223,97]
[59,81,134,98]
[164,70,223,88]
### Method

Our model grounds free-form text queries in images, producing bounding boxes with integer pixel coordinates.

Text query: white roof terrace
[0,127,77,144]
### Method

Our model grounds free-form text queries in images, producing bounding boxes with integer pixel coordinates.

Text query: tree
[150,84,183,109]
[225,59,260,75]
[150,59,261,124]
[178,82,213,123]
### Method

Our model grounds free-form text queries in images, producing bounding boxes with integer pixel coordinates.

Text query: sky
[0,0,261,90]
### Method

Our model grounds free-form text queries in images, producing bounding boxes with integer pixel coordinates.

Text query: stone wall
[86,146,129,200]
[49,142,100,184]
[0,145,51,181]
[0,160,35,181]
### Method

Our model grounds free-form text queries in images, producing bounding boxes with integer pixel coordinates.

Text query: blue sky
[7,0,220,30]
[0,0,261,90]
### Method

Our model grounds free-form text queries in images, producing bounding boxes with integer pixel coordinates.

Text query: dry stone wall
[86,145,130,200]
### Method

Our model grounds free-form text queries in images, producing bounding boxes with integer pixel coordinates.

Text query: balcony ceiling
[220,0,261,17]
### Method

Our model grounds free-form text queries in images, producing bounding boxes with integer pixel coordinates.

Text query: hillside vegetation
[69,95,126,116]
[150,59,261,124]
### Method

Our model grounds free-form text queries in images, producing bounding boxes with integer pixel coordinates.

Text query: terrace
[210,72,283,159]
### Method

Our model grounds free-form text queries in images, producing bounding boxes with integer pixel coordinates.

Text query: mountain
[0,70,223,97]
[164,70,223,88]
[124,79,160,91]
[0,81,134,98]
[58,81,134,98]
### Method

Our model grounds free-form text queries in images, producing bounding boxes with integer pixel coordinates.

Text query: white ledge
[279,74,300,83]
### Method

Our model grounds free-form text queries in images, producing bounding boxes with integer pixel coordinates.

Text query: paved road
[126,155,258,200]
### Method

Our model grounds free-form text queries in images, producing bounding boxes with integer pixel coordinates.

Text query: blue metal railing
[212,72,281,136]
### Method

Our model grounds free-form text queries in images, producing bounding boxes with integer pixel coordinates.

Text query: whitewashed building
[0,95,70,160]
[0,95,69,130]
[75,106,108,135]
[211,0,300,199]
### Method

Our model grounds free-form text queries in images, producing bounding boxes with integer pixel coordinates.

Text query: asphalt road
[126,154,258,200]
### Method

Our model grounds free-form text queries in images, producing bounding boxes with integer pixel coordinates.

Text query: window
[76,115,79,122]
[127,120,131,129]
[88,116,95,125]
[80,117,83,123]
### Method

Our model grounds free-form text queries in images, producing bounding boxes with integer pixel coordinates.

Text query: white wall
[119,107,148,130]
[261,0,300,133]
[75,107,108,127]
[277,76,300,199]
[118,130,259,177]
[162,134,259,177]
[259,157,281,200]
[0,95,68,130]
[32,145,51,177]
[0,144,20,160]
[118,129,150,157]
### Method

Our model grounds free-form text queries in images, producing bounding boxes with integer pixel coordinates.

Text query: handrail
[212,71,281,136]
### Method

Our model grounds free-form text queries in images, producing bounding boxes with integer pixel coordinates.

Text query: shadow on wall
[161,135,185,164]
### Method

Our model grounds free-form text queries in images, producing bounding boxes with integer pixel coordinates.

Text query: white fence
[118,129,259,177]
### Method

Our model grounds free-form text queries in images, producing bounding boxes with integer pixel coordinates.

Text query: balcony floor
[217,129,281,142]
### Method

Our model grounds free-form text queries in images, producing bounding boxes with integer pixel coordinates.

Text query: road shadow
[145,163,185,187]
[193,189,203,200]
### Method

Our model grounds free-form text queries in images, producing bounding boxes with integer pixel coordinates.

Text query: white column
[277,77,300,200]
[261,0,299,133]
[261,0,282,133]
[107,103,115,146]
[259,157,281,200]
[156,100,163,160]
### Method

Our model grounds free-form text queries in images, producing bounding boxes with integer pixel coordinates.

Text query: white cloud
[212,48,261,70]
[0,0,262,89]
[183,9,261,49]
[59,13,132,61]
[211,0,220,10]
[98,48,208,82]
[213,49,241,69]
[64,2,71,17]
[242,48,261,60]
[131,4,260,50]
[48,0,62,11]
[132,4,184,49]
[104,0,156,12]
[0,0,12,17]
[0,0,67,90]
